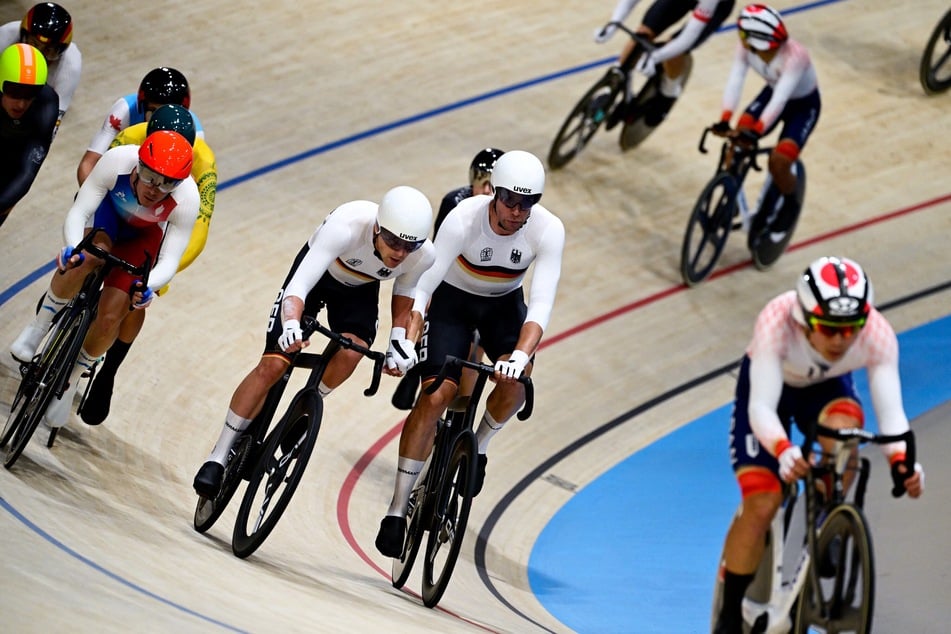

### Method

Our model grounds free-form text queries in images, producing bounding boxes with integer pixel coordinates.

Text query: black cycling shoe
[473,454,488,497]
[193,461,225,498]
[375,515,407,558]
[641,94,676,127]
[80,373,114,426]
[391,372,420,411]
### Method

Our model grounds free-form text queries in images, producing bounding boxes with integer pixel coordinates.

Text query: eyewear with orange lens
[807,315,866,338]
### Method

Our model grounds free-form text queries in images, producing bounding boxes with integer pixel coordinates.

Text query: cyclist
[0,3,81,132]
[76,66,204,185]
[79,104,218,426]
[8,130,198,429]
[712,256,925,634]
[192,186,436,498]
[0,42,57,229]
[375,150,565,558]
[594,0,736,127]
[712,3,820,237]
[391,147,505,410]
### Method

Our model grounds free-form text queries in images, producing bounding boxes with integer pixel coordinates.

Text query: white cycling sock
[35,288,71,330]
[476,411,506,454]
[387,457,425,516]
[208,409,252,465]
[318,381,332,398]
[659,71,684,99]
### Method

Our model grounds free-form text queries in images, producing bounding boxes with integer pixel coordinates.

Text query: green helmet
[146,104,196,146]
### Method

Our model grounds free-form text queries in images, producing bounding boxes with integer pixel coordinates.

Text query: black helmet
[137,67,191,114]
[468,147,505,188]
[20,3,73,57]
[147,104,196,146]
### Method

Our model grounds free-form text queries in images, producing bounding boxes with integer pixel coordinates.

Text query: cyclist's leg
[321,275,380,393]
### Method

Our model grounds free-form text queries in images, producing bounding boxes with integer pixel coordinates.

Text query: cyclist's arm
[651,11,708,64]
[523,216,565,333]
[0,96,57,210]
[282,219,353,305]
[747,353,788,455]
[147,186,200,290]
[176,141,218,271]
[719,44,750,123]
[607,0,641,24]
[78,97,130,185]
[63,149,126,246]
[410,212,467,315]
[755,49,810,133]
[50,46,82,128]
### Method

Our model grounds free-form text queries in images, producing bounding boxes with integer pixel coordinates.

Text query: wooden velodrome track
[1,0,949,631]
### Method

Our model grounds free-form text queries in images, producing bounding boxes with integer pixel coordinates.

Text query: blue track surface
[529,314,951,633]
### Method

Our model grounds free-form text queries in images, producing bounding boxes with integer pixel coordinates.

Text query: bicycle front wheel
[391,481,429,589]
[680,171,738,286]
[3,308,89,469]
[421,430,478,608]
[750,161,806,271]
[795,504,874,634]
[920,9,951,95]
[232,390,322,558]
[547,69,623,170]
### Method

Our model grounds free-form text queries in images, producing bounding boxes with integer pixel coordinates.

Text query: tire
[547,68,624,170]
[619,53,691,151]
[3,309,88,469]
[920,9,951,95]
[421,430,478,608]
[794,504,874,634]
[681,172,738,286]
[390,480,429,589]
[193,434,255,533]
[231,390,322,558]
[750,161,806,271]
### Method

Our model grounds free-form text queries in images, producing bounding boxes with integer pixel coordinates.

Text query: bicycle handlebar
[424,355,535,421]
[71,228,153,303]
[803,422,916,498]
[604,21,656,52]
[299,316,385,397]
[699,126,763,172]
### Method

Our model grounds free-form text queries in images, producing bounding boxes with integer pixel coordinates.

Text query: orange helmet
[138,130,193,187]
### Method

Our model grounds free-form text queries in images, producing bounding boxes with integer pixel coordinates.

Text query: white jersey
[746,291,909,455]
[722,38,818,131]
[66,144,199,290]
[283,200,436,302]
[412,195,565,331]
[0,21,82,126]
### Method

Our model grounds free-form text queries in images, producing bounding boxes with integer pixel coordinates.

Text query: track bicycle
[192,316,384,559]
[680,126,805,287]
[548,21,692,169]
[711,422,917,634]
[390,355,534,608]
[919,8,951,95]
[1,228,151,469]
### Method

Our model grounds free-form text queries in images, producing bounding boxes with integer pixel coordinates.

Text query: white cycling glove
[635,50,659,78]
[593,23,617,44]
[278,319,303,352]
[385,327,418,374]
[494,350,530,380]
[777,444,804,482]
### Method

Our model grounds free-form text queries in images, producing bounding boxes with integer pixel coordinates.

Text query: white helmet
[377,186,433,243]
[737,4,788,52]
[797,256,873,325]
[490,150,545,198]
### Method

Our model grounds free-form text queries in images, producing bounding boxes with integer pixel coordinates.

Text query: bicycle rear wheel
[680,171,738,286]
[3,309,88,469]
[795,504,874,634]
[920,9,951,95]
[232,390,322,558]
[194,433,255,533]
[421,430,478,608]
[547,68,624,170]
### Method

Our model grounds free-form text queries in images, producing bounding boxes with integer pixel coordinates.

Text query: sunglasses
[379,227,424,253]
[807,315,866,338]
[137,161,184,193]
[496,187,541,211]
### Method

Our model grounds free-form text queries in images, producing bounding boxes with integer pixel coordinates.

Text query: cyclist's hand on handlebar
[736,128,760,147]
[711,121,731,136]
[278,318,307,353]
[131,282,154,310]
[57,245,84,271]
[385,327,417,375]
[890,458,925,498]
[635,51,659,78]
[494,350,530,382]
[593,23,617,44]
[776,441,809,483]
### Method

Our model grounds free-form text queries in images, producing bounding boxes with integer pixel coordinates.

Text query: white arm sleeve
[411,213,467,315]
[721,44,749,117]
[148,196,198,290]
[651,14,707,64]
[747,350,788,456]
[609,0,641,23]
[86,98,130,154]
[282,221,353,303]
[524,219,565,331]
[63,151,122,246]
